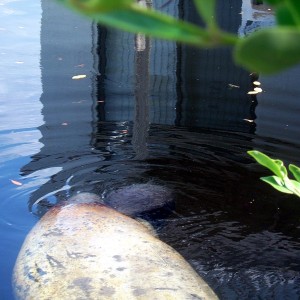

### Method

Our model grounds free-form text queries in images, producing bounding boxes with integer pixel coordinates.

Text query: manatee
[13,193,218,300]
[105,183,174,216]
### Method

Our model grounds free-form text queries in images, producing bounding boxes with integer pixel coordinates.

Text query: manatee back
[13,193,218,299]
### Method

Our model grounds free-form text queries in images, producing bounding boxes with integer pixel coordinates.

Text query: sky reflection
[0,1,44,298]
[0,0,43,158]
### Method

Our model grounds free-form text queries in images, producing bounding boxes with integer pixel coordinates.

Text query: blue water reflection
[0,1,43,299]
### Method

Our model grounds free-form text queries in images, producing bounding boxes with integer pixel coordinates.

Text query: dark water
[1,1,300,299]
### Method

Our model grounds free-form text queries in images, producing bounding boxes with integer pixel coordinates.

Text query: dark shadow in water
[95,26,107,122]
[178,0,256,132]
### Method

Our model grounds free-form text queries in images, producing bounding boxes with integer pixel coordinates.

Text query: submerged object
[13,193,218,299]
[105,183,174,216]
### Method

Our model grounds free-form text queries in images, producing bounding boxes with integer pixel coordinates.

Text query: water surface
[1,1,300,299]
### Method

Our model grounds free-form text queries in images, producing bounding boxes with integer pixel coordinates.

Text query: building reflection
[21,0,99,214]
[179,0,255,131]
[22,0,259,215]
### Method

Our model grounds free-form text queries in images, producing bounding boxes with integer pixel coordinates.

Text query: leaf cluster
[58,0,300,74]
[248,150,300,197]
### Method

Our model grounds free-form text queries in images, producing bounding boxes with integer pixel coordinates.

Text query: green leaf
[289,164,300,182]
[284,177,300,195]
[59,0,134,12]
[234,27,300,74]
[289,180,300,197]
[265,0,284,5]
[248,150,286,179]
[94,9,212,46]
[273,159,288,177]
[286,0,300,27]
[276,5,298,26]
[193,0,217,29]
[261,176,293,194]
[59,0,216,47]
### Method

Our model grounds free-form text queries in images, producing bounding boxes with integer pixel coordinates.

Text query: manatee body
[13,193,218,300]
[105,183,174,216]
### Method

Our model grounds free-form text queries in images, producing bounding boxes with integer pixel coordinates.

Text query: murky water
[1,1,300,299]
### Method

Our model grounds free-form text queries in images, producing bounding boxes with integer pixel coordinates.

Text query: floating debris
[10,179,22,186]
[228,83,240,88]
[72,74,86,80]
[248,86,263,95]
[247,91,259,95]
[254,87,263,93]
[72,100,86,104]
[243,119,254,123]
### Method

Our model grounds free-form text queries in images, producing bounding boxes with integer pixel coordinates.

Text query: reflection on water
[1,0,300,299]
[0,1,43,299]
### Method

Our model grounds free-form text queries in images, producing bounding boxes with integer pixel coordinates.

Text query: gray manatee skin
[13,193,218,300]
[105,183,174,216]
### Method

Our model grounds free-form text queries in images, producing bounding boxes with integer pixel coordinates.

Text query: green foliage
[265,0,283,4]
[290,164,300,182]
[58,0,300,74]
[234,28,300,74]
[58,0,236,47]
[193,0,217,30]
[248,150,300,197]
[65,0,135,12]
[87,10,211,46]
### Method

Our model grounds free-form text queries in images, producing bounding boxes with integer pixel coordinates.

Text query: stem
[217,31,239,46]
[204,29,238,47]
